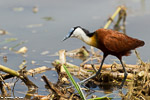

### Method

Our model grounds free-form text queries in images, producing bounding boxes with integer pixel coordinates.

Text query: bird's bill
[63,32,71,41]
[63,27,75,41]
[63,36,69,41]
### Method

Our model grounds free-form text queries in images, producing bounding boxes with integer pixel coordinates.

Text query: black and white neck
[63,26,95,46]
[70,26,94,41]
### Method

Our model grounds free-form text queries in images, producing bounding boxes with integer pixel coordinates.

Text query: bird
[63,26,145,88]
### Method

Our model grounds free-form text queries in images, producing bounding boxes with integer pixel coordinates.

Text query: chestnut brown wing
[104,31,142,53]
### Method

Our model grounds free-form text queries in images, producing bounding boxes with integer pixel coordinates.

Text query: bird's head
[63,26,88,41]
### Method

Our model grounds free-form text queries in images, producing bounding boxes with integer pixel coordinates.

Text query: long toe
[79,74,97,85]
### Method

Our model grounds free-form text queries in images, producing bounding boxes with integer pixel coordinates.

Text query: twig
[52,59,79,69]
[12,78,19,97]
[0,64,38,99]
[18,60,27,69]
[41,75,69,99]
[0,75,11,90]
[137,80,150,97]
[80,56,101,67]
[135,50,145,66]
[41,75,52,90]
[0,81,7,97]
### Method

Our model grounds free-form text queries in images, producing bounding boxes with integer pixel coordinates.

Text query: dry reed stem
[26,66,51,76]
[83,64,140,69]
[104,6,126,29]
[66,46,89,58]
[59,50,66,73]
[0,65,21,78]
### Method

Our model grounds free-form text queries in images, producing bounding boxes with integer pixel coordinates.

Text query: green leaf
[63,64,86,100]
[88,97,113,100]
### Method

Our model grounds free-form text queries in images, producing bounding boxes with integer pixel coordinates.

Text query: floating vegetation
[9,41,27,51]
[0,29,8,35]
[3,56,7,63]
[40,51,50,55]
[13,7,24,12]
[66,46,90,60]
[0,38,17,45]
[42,16,54,21]
[16,46,28,54]
[26,24,43,28]
[32,6,39,13]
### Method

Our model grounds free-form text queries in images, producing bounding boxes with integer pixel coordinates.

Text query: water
[0,0,149,99]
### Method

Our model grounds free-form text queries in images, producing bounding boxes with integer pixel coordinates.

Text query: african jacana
[63,26,145,88]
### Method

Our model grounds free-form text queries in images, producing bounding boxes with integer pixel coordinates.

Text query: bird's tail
[135,39,145,48]
[126,39,144,56]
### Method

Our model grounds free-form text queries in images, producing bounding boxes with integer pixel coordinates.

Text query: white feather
[71,27,91,44]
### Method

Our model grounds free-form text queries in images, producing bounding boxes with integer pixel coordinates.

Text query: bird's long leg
[91,64,97,72]
[119,59,128,89]
[79,54,107,85]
